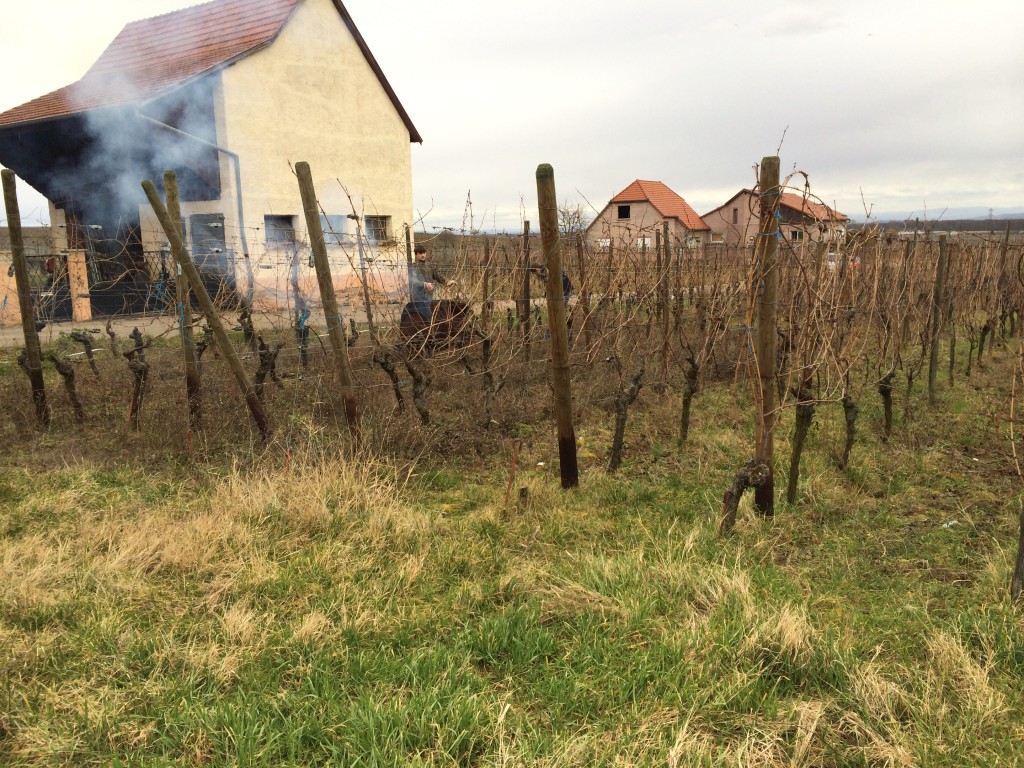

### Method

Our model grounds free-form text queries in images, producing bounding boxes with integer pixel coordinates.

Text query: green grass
[1,348,1023,765]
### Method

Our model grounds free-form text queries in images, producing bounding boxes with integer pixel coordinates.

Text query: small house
[0,0,420,319]
[586,180,711,254]
[702,189,848,247]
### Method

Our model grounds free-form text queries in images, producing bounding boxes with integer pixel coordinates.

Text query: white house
[0,0,419,316]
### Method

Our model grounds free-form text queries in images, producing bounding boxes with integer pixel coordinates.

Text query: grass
[0,337,1023,765]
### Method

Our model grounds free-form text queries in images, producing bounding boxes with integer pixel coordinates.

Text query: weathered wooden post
[294,161,360,441]
[575,233,592,352]
[536,164,579,489]
[2,170,49,427]
[141,179,271,441]
[521,220,531,361]
[661,221,671,387]
[928,233,949,407]
[164,172,202,432]
[753,156,780,517]
[481,236,500,427]
[720,158,781,535]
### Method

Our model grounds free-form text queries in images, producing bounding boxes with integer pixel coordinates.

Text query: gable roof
[778,192,847,222]
[704,188,847,222]
[0,0,421,142]
[610,180,709,230]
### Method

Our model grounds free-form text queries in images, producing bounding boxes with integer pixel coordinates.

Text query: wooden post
[996,221,1011,346]
[294,161,360,441]
[661,221,671,387]
[141,179,271,441]
[753,156,780,517]
[351,217,378,347]
[481,236,499,427]
[404,224,414,266]
[575,233,592,352]
[521,220,531,361]
[655,228,663,322]
[928,234,949,407]
[164,172,202,433]
[2,170,49,427]
[536,164,579,489]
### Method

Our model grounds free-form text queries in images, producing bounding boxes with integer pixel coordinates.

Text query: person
[43,257,57,291]
[530,264,572,307]
[408,245,451,321]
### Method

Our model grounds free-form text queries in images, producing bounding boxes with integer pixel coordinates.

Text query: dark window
[732,207,738,225]
[617,205,630,220]
[790,230,804,241]
[265,215,296,246]
[319,214,349,247]
[365,215,391,243]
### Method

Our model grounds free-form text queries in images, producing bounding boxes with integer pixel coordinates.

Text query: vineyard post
[164,172,202,433]
[928,233,949,407]
[141,179,271,441]
[575,233,592,352]
[996,221,1011,347]
[536,164,579,489]
[753,156,780,517]
[2,170,49,427]
[521,220,531,361]
[655,228,663,323]
[294,162,360,441]
[661,221,671,387]
[404,223,413,266]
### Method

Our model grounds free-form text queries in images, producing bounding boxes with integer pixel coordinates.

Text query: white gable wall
[138,0,414,254]
[220,0,413,239]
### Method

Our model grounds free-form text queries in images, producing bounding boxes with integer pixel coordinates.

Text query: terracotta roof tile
[0,0,299,126]
[0,0,421,142]
[610,180,709,230]
[779,191,847,222]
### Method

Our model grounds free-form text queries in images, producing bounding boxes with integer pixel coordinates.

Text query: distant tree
[558,202,592,238]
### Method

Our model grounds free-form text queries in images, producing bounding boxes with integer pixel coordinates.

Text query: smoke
[58,71,221,229]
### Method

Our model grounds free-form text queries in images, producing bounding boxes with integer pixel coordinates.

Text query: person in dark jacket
[408,245,450,320]
[530,264,572,306]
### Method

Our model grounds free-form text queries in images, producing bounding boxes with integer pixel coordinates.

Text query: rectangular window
[319,214,349,247]
[732,207,738,225]
[790,230,804,241]
[597,238,611,252]
[364,215,391,244]
[637,237,651,250]
[617,205,630,220]
[265,215,296,246]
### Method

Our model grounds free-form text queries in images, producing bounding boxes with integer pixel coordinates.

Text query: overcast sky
[2,0,1022,229]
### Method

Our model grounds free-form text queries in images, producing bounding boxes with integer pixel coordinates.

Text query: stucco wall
[134,0,416,311]
[704,191,847,247]
[587,201,709,251]
[219,0,413,240]
[702,193,758,247]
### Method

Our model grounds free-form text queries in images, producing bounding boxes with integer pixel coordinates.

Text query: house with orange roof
[585,180,712,253]
[702,189,848,247]
[0,0,419,318]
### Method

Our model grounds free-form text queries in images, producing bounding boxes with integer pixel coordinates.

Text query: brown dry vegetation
[1,220,1023,766]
